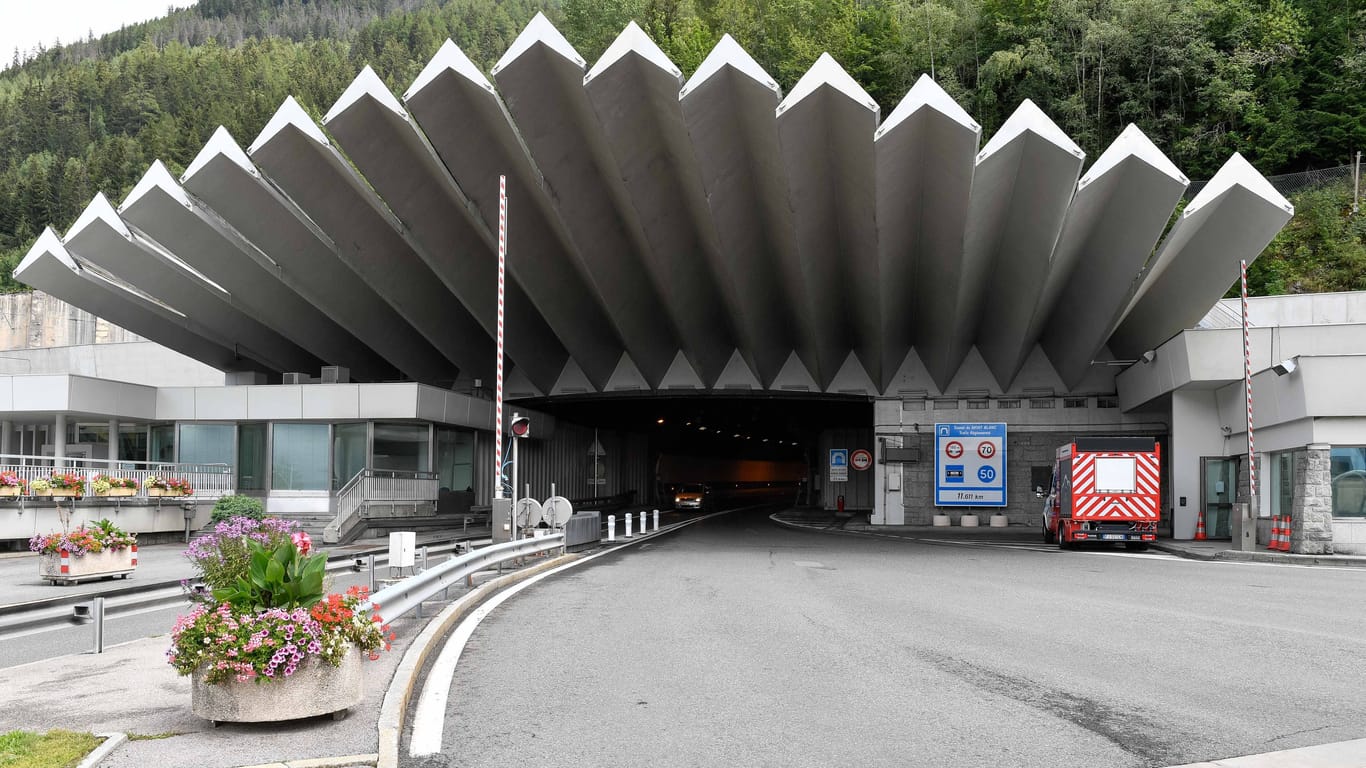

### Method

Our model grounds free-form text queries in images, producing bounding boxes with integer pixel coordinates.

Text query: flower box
[97,487,137,497]
[148,487,189,497]
[38,547,137,585]
[190,644,361,723]
[0,486,20,497]
[31,488,83,498]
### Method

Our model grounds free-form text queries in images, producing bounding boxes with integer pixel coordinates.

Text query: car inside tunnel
[510,393,872,511]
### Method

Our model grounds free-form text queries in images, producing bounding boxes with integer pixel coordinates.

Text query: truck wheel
[1042,525,1055,544]
[1057,527,1068,550]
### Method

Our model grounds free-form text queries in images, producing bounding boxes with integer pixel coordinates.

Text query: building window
[1097,397,1118,409]
[238,424,267,492]
[1064,397,1088,409]
[373,424,430,474]
[1029,398,1055,409]
[178,424,235,468]
[1270,450,1299,518]
[933,399,958,410]
[272,424,329,491]
[333,423,368,490]
[150,424,175,464]
[1330,446,1366,517]
[998,399,1020,409]
[966,399,989,410]
[435,427,475,492]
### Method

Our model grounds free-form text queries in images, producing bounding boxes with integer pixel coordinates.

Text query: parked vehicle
[1043,437,1160,550]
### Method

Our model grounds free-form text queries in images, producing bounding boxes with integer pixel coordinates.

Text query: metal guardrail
[325,469,441,544]
[0,456,232,500]
[364,534,564,622]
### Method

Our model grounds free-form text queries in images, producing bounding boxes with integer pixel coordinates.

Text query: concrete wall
[1171,390,1225,539]
[0,500,212,543]
[0,291,141,351]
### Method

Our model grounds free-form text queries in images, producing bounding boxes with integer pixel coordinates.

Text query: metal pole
[511,424,519,540]
[92,597,105,654]
[367,554,376,593]
[494,175,507,499]
[1242,260,1256,511]
[420,546,428,574]
[1354,150,1361,215]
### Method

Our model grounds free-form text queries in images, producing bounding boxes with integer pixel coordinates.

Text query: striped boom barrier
[494,175,506,499]
[1242,259,1256,504]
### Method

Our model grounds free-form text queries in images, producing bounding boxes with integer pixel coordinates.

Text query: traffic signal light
[510,415,530,439]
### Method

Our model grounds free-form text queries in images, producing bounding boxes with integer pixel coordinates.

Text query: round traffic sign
[850,449,872,471]
[945,441,964,459]
[977,441,996,459]
[977,466,996,482]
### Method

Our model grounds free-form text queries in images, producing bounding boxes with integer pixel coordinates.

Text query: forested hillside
[0,0,1361,295]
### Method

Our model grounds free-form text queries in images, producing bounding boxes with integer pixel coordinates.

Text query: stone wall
[0,291,141,355]
[1290,445,1334,554]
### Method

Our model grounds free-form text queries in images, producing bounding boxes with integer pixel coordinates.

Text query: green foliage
[0,0,1361,296]
[212,539,327,611]
[211,494,266,523]
[0,729,101,768]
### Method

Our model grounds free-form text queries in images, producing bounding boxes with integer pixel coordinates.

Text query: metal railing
[324,469,441,544]
[363,534,564,622]
[0,453,232,500]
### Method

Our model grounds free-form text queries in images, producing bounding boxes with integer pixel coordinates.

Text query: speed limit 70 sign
[934,423,1006,507]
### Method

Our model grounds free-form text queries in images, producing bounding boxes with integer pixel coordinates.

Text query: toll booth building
[5,17,1364,553]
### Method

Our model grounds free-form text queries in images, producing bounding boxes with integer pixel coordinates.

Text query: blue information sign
[934,423,1007,507]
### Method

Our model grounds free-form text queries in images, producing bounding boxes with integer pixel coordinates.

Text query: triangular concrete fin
[771,351,820,392]
[713,349,763,390]
[942,346,1004,396]
[605,352,651,392]
[504,366,544,399]
[1003,345,1068,394]
[778,52,878,116]
[550,358,597,395]
[660,350,705,390]
[827,351,878,395]
[585,21,682,84]
[494,12,586,75]
[884,349,942,397]
[681,34,779,99]
[183,126,257,182]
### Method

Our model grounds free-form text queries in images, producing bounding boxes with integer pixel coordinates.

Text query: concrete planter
[191,645,362,724]
[32,488,83,498]
[148,487,189,497]
[932,514,951,527]
[989,514,1009,528]
[959,515,980,527]
[97,487,137,497]
[0,486,19,497]
[39,547,137,585]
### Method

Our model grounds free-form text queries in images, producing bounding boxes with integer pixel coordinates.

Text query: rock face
[1291,446,1335,555]
[190,645,362,723]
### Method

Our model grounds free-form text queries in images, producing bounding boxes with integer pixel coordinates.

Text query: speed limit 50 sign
[934,423,1006,507]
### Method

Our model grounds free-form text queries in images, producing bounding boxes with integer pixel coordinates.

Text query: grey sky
[1,0,180,68]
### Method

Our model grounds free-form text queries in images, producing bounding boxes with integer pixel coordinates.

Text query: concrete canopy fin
[1039,125,1188,389]
[585,20,682,84]
[771,351,821,393]
[15,227,75,273]
[120,160,191,211]
[941,346,1004,397]
[325,65,407,124]
[493,18,679,388]
[828,351,878,396]
[1004,345,1067,394]
[680,33,808,389]
[777,52,879,115]
[777,52,881,388]
[182,125,258,182]
[660,351,706,390]
[504,365,544,399]
[883,348,942,398]
[582,21,739,386]
[66,192,130,242]
[493,12,586,75]
[714,349,763,391]
[1108,153,1294,359]
[405,38,495,101]
[877,75,979,392]
[248,95,330,154]
[119,162,396,382]
[926,99,1080,392]
[405,38,625,392]
[681,34,779,99]
[604,352,651,392]
[550,358,597,396]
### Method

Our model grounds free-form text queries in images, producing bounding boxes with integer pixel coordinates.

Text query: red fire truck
[1042,436,1160,550]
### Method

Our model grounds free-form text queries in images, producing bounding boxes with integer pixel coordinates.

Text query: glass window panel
[1271,451,1296,518]
[178,424,235,467]
[333,423,368,490]
[237,424,267,491]
[435,428,474,492]
[150,425,175,464]
[118,426,147,465]
[272,424,329,491]
[373,424,429,474]
[1330,446,1366,517]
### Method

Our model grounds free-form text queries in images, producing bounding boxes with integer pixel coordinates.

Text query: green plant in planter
[210,494,265,523]
[213,539,326,611]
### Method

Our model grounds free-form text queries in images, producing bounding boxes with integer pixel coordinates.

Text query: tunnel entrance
[512,393,872,511]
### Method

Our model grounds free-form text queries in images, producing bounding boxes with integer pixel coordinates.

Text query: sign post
[934,423,1007,507]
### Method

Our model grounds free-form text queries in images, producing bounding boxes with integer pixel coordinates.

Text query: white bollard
[639,510,646,534]
[653,508,659,531]
[608,515,615,541]
[625,513,633,538]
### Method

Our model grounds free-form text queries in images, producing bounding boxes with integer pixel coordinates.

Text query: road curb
[78,732,126,768]
[234,754,379,768]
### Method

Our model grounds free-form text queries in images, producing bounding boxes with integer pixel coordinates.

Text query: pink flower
[291,531,312,556]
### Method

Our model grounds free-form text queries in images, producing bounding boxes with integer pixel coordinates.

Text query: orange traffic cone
[1278,516,1292,552]
[1267,516,1282,550]
[1194,509,1207,541]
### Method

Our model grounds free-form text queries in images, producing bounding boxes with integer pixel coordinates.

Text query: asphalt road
[407,508,1366,768]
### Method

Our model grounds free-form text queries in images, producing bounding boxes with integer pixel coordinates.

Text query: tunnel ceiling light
[733,433,740,438]
[762,438,769,442]
[656,418,665,424]
[699,426,707,431]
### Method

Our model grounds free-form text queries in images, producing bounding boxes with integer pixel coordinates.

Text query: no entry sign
[851,449,872,471]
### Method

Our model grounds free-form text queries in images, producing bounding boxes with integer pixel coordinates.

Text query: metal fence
[325,469,440,543]
[1187,156,1361,209]
[0,453,233,499]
